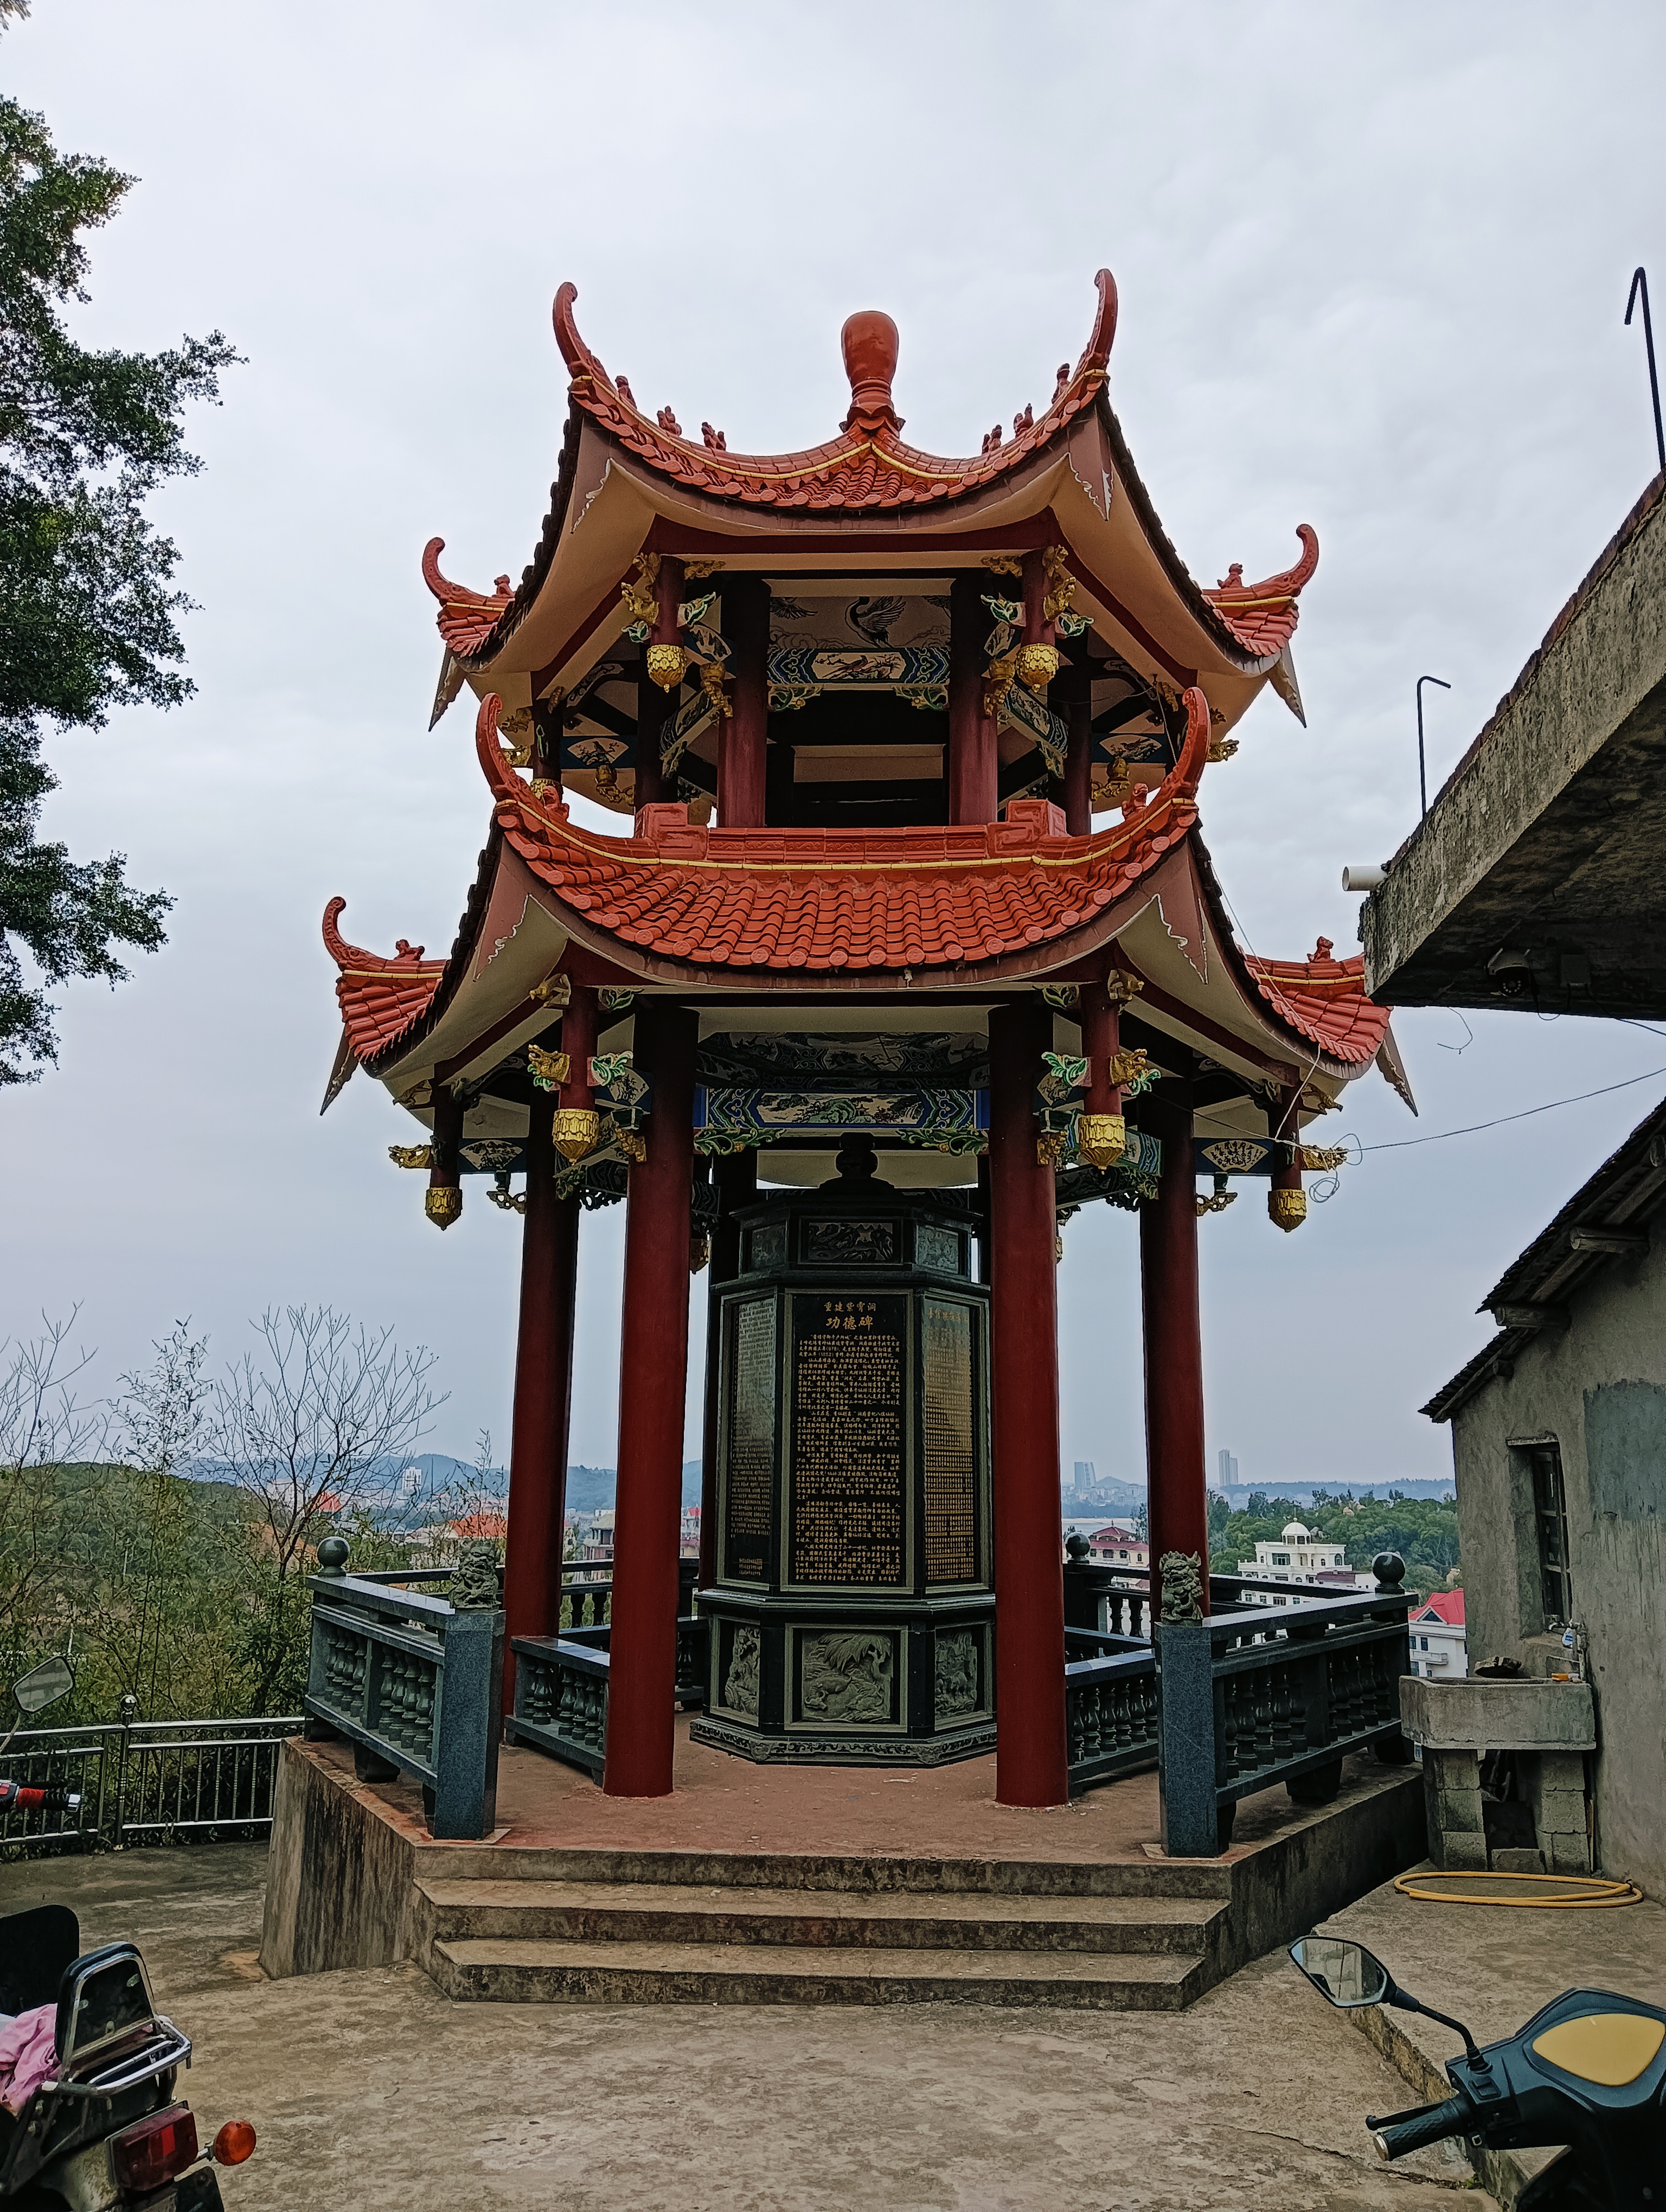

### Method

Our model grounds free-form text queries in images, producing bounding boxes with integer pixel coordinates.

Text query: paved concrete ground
[1321,1865,1666,2203]
[339,1721,1385,1866]
[0,1846,1494,2212]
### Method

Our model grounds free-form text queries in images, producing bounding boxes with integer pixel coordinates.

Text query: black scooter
[1291,1933,1666,2211]
[0,1661,258,2209]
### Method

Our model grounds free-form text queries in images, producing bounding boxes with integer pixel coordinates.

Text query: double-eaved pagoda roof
[321,271,1412,1193]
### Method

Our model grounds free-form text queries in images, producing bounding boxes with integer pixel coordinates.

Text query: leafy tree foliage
[0,92,236,1082]
[1209,1491,1462,1592]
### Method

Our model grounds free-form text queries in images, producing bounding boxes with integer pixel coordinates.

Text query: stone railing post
[1156,1618,1223,1856]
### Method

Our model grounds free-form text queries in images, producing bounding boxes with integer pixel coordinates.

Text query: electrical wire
[1357,1063,1666,1151]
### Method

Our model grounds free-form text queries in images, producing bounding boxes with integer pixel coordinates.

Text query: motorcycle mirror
[11,1655,74,1715]
[1289,1935,1394,2009]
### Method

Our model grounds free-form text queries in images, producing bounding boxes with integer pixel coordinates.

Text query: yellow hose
[1394,1869,1643,1908]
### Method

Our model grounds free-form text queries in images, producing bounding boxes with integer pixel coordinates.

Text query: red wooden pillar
[719,576,769,828]
[1062,663,1093,837]
[604,999,698,1796]
[635,661,667,809]
[1266,1083,1308,1233]
[501,1097,580,1714]
[635,555,685,809]
[425,1085,464,1230]
[1139,1057,1209,1620]
[948,573,997,825]
[988,999,1068,1807]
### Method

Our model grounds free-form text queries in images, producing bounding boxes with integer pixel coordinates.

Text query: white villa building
[1236,1521,1361,1606]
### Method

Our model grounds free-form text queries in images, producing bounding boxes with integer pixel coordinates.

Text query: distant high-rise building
[1073,1460,1095,1497]
[1217,1449,1239,1486]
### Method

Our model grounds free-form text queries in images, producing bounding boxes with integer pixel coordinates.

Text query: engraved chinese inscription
[789,1296,905,1585]
[922,1297,978,1583]
[723,1297,776,1578]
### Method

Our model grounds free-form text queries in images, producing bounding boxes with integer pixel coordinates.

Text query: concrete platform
[260,1721,1427,2010]
[0,1845,1499,2211]
[1311,1865,1666,2204]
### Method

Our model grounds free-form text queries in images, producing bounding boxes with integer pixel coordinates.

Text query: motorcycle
[1291,1932,1666,2211]
[0,1661,258,2209]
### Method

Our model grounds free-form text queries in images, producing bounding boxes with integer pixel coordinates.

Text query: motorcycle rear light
[213,2118,258,2165]
[111,2101,198,2191]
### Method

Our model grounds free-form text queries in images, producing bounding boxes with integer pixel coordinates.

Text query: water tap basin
[1400,1674,1597,1752]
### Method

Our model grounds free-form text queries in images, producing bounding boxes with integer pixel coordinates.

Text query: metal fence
[0,1713,300,1859]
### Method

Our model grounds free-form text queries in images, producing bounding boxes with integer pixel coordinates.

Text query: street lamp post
[1625,268,1666,484]
[1416,674,1451,821]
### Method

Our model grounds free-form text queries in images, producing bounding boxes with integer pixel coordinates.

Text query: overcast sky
[5,2,1665,1489]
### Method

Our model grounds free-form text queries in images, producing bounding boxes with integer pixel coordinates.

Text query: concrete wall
[1362,483,1666,996]
[1448,1235,1666,1897]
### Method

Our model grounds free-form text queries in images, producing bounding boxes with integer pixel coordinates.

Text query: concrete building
[1364,472,1666,1899]
[1217,1449,1239,1486]
[1085,1522,1148,1571]
[1235,1520,1355,1606]
[1423,1101,1666,1895]
[1408,1590,1466,1680]
[579,1507,616,1565]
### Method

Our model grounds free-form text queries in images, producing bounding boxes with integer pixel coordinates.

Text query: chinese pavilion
[320,271,1412,1809]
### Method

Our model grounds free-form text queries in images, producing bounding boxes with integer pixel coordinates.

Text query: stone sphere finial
[316,1535,351,1579]
[1372,1551,1406,1589]
[841,311,901,434]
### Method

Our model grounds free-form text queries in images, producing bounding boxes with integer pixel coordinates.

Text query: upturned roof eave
[444,396,1291,707]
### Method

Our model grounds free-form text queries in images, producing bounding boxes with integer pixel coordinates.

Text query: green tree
[0,90,236,1083]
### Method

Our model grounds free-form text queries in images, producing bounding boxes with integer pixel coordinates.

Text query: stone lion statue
[450,1538,502,1612]
[1158,1549,1204,1623]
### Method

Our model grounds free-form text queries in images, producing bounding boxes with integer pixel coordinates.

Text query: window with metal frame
[1526,1440,1573,1629]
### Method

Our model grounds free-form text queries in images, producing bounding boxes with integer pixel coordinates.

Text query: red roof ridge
[1241,941,1391,1068]
[422,537,514,657]
[1203,524,1320,655]
[323,898,447,1064]
[546,273,1118,512]
[1413,1591,1465,1624]
[463,690,1270,983]
[322,896,445,977]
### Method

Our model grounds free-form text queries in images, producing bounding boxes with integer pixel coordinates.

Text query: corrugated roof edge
[1422,1089,1666,1423]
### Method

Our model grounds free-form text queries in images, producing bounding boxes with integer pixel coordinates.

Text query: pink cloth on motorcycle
[0,2003,56,2114]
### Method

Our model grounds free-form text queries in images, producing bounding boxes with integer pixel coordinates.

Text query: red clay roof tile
[322,898,447,1062]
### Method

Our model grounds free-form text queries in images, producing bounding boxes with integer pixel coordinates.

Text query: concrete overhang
[1361,475,1666,1020]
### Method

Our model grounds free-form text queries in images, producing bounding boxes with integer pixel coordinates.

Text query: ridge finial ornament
[840,309,902,435]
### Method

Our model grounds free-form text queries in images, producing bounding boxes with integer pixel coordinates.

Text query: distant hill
[567,1461,703,1511]
[1214,1480,1456,1507]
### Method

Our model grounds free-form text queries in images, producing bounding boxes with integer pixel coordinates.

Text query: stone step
[428,1936,1208,2009]
[414,1877,1225,1957]
[408,1843,1236,1900]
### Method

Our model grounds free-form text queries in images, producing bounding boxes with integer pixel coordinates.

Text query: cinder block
[1433,1789,1485,1834]
[1491,1847,1545,1873]
[1546,1832,1592,1874]
[1424,1748,1481,1791]
[1536,1752,1586,1796]
[1534,1790,1588,1836]
[1439,1830,1489,1871]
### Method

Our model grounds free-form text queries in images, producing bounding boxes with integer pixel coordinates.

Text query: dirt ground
[0,1846,1492,2212]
